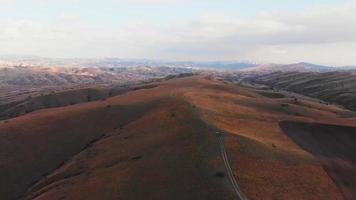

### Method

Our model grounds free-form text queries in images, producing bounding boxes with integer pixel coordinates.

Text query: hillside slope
[250,71,356,111]
[0,65,193,104]
[280,122,356,200]
[0,83,159,120]
[1,76,355,200]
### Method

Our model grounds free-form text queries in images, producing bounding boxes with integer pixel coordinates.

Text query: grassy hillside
[0,83,158,120]
[1,76,355,200]
[184,77,356,200]
[250,71,356,111]
[0,74,193,120]
[280,122,356,200]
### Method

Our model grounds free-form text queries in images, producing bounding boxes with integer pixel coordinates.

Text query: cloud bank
[0,1,356,65]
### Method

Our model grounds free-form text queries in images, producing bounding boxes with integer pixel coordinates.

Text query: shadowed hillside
[280,122,356,200]
[0,83,158,120]
[0,73,195,120]
[0,65,194,105]
[250,71,356,111]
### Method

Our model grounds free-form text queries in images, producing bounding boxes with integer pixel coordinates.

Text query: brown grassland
[0,76,355,200]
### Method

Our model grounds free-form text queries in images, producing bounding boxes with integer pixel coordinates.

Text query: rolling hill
[0,64,194,105]
[1,75,355,200]
[240,62,337,73]
[249,71,356,111]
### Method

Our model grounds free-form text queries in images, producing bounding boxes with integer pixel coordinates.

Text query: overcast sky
[1,0,356,65]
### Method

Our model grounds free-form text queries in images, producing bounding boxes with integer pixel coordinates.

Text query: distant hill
[0,82,162,120]
[250,71,356,111]
[240,62,337,73]
[164,61,257,70]
[0,56,258,71]
[0,65,194,104]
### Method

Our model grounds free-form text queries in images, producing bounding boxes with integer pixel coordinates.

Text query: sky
[0,0,356,65]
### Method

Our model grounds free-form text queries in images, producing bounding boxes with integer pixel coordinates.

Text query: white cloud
[57,12,81,22]
[1,2,356,65]
[127,0,191,4]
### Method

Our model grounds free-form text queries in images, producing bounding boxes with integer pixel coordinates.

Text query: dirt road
[217,132,248,200]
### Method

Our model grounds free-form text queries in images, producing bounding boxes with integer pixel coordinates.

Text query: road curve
[217,132,248,200]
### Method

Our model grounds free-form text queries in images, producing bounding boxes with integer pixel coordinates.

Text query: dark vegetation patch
[170,112,176,118]
[104,158,128,168]
[131,155,142,160]
[215,171,225,178]
[130,84,158,91]
[280,103,289,108]
[280,121,356,200]
[258,91,285,99]
[163,73,196,80]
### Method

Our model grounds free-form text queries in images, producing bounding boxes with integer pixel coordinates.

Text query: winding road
[216,132,248,200]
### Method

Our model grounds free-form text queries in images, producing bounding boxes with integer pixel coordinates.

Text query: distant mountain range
[1,56,356,105]
[0,56,258,70]
[1,56,355,72]
[240,62,344,73]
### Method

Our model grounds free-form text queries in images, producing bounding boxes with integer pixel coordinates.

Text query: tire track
[217,132,248,200]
